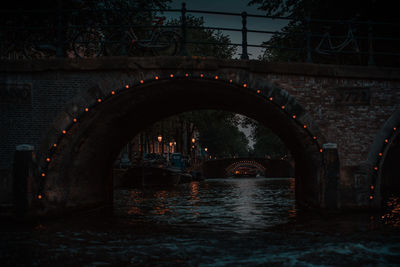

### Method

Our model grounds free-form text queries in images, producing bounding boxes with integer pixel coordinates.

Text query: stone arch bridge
[0,56,399,216]
[201,158,294,178]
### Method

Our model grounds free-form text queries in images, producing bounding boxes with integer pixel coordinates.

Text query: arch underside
[367,110,400,207]
[38,77,325,215]
[225,161,267,177]
[381,131,400,198]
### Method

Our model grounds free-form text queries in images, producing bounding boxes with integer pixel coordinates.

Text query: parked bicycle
[73,16,180,58]
[315,22,360,55]
[23,30,78,59]
[21,9,86,59]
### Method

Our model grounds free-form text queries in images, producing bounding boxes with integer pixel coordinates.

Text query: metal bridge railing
[1,2,399,66]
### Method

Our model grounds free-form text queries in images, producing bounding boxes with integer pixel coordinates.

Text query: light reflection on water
[114,177,296,233]
[382,196,400,227]
[2,177,400,266]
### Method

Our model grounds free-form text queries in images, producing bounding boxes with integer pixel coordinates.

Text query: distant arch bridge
[202,158,293,178]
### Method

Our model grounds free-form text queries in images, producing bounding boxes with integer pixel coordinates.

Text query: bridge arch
[225,160,267,177]
[34,69,328,215]
[367,110,400,207]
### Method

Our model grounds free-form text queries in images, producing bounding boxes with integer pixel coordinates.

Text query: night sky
[167,0,289,59]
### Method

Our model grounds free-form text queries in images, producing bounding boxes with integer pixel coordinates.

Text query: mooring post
[12,144,36,218]
[322,143,339,209]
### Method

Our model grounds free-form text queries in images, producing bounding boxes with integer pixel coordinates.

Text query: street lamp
[203,147,208,162]
[191,138,196,166]
[167,141,174,163]
[157,134,162,154]
[173,141,176,153]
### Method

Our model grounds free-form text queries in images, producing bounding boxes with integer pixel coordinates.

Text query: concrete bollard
[323,143,339,209]
[12,144,36,218]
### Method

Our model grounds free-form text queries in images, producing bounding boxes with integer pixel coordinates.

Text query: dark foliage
[249,0,400,66]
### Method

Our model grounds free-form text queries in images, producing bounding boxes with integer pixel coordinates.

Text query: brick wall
[0,72,92,169]
[0,58,399,175]
[266,74,400,166]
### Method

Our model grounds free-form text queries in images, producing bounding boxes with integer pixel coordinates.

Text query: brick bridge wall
[0,57,399,211]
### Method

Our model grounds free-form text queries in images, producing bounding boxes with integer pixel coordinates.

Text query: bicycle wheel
[151,31,180,56]
[24,33,57,59]
[103,32,140,56]
[103,32,121,56]
[315,32,334,55]
[73,29,104,58]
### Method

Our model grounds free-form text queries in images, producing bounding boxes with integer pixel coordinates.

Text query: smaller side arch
[367,110,400,207]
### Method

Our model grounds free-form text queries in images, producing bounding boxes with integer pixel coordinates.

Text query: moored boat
[142,166,181,187]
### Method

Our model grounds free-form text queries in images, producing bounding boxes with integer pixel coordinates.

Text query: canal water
[1,177,400,266]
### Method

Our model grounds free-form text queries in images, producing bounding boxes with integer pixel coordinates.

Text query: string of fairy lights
[369,125,399,201]
[37,72,326,201]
